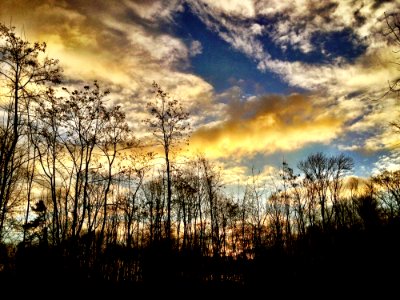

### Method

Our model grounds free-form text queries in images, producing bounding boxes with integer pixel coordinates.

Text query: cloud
[372,149,400,175]
[220,165,248,186]
[1,0,398,170]
[123,0,183,24]
[187,0,399,96]
[183,0,400,166]
[198,0,256,19]
[335,93,399,153]
[260,0,397,55]
[189,40,202,56]
[187,1,268,63]
[218,163,277,189]
[262,1,341,53]
[0,0,216,129]
[189,92,343,159]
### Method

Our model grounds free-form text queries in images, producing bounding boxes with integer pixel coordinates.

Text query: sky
[1,0,399,186]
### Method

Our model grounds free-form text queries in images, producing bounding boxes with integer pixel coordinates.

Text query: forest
[0,13,399,297]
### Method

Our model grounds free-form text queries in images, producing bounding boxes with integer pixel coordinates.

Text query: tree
[384,12,400,96]
[174,167,197,251]
[200,156,223,256]
[372,170,400,220]
[246,169,267,254]
[97,104,137,247]
[281,161,306,237]
[298,152,332,229]
[383,12,400,133]
[298,152,353,230]
[0,23,61,239]
[22,200,48,246]
[329,153,354,227]
[117,154,151,249]
[144,82,190,241]
[60,81,110,240]
[30,88,65,245]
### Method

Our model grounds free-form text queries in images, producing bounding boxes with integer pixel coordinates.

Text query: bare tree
[281,161,306,237]
[97,104,136,248]
[200,156,223,256]
[298,152,332,230]
[0,23,61,239]
[142,175,165,244]
[298,152,353,230]
[29,88,65,245]
[247,169,267,255]
[144,82,190,241]
[329,153,354,228]
[372,170,400,220]
[384,12,400,95]
[383,12,400,133]
[118,159,148,249]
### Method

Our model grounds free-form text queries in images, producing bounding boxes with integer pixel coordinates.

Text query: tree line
[0,21,399,294]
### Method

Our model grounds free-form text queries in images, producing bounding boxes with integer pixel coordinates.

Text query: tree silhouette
[29,88,65,245]
[384,12,400,133]
[22,200,47,246]
[298,152,353,230]
[144,82,190,242]
[60,81,111,241]
[97,101,137,248]
[384,12,400,95]
[0,23,61,239]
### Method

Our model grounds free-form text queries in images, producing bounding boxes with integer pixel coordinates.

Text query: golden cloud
[189,93,343,159]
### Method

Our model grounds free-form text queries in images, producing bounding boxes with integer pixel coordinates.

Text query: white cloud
[199,0,256,18]
[250,23,264,35]
[372,149,400,175]
[123,0,183,23]
[189,40,203,56]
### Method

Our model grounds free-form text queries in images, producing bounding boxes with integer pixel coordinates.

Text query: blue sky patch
[171,6,295,95]
[258,26,367,65]
[310,29,367,63]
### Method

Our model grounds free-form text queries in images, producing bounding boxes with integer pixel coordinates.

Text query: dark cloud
[306,1,339,23]
[372,0,394,10]
[353,6,367,27]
